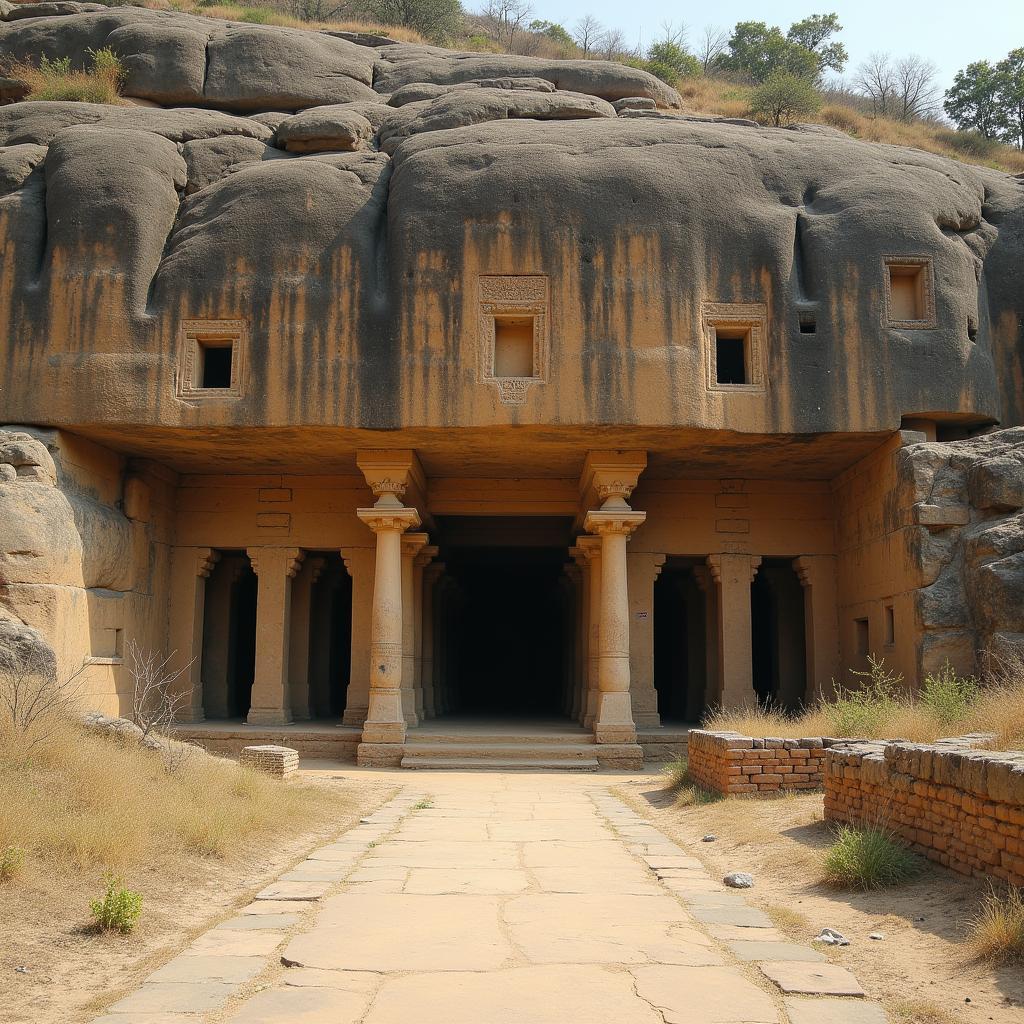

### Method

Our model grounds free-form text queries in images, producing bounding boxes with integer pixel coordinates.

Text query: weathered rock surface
[276,104,375,153]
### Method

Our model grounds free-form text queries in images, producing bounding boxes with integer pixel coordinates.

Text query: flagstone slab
[690,905,775,928]
[221,985,370,1023]
[281,968,380,990]
[283,894,513,971]
[759,961,866,996]
[403,867,529,895]
[532,867,662,895]
[631,965,780,1024]
[784,998,888,1023]
[239,900,302,915]
[255,880,333,901]
[728,941,825,963]
[148,954,265,985]
[521,840,639,869]
[363,965,663,1024]
[93,1015,197,1024]
[105,982,236,1015]
[187,929,285,956]
[367,840,519,869]
[219,914,301,931]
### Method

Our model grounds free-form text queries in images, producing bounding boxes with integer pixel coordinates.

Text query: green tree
[722,21,818,83]
[529,19,573,48]
[749,68,822,126]
[786,13,847,77]
[361,0,464,42]
[944,60,1008,139]
[995,48,1024,149]
[645,39,701,84]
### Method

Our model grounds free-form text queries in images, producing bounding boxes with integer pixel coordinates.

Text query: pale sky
[484,0,1024,93]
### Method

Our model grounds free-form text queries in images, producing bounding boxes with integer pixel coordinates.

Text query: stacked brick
[687,730,836,795]
[825,737,1024,886]
[240,744,300,778]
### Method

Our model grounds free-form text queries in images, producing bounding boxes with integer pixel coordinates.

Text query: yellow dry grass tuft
[0,717,346,874]
[966,885,1024,963]
[6,48,127,105]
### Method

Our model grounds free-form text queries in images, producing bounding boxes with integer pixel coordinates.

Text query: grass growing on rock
[7,48,127,105]
[967,885,1024,963]
[706,648,1024,749]
[822,823,922,891]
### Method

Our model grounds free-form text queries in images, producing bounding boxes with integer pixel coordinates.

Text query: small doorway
[751,559,807,711]
[654,560,709,722]
[305,553,352,719]
[201,552,258,719]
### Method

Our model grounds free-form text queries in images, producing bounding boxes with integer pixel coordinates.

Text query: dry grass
[173,3,426,43]
[706,649,1024,750]
[967,886,1024,964]
[676,76,1024,174]
[891,1001,964,1024]
[5,48,127,105]
[0,718,346,874]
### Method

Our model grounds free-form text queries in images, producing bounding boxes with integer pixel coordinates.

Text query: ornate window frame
[177,319,245,399]
[478,275,549,407]
[883,256,936,330]
[702,302,768,394]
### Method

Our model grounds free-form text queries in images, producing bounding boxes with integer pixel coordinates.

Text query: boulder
[180,135,284,194]
[276,104,374,152]
[2,1,105,19]
[613,96,656,113]
[0,143,46,196]
[968,455,1024,511]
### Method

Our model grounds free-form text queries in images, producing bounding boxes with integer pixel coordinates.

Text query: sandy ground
[0,772,393,1024]
[616,776,1024,1024]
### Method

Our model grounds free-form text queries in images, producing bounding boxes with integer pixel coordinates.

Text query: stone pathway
[95,773,886,1024]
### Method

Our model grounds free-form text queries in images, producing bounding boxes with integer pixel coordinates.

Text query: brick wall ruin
[824,737,1024,886]
[687,730,838,795]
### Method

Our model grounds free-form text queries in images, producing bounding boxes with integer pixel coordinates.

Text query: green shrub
[822,824,920,890]
[967,884,1024,962]
[662,755,691,789]
[12,47,126,105]
[748,69,821,126]
[90,876,143,934]
[825,655,903,737]
[919,661,979,727]
[239,7,273,22]
[0,845,24,883]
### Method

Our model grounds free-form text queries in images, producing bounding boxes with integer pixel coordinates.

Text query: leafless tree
[657,19,687,48]
[696,25,729,74]
[600,27,628,62]
[572,13,603,58]
[893,54,940,122]
[0,626,82,747]
[287,0,351,21]
[480,0,533,51]
[127,640,192,744]
[854,52,897,117]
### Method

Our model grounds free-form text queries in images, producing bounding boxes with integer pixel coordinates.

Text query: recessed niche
[798,312,817,334]
[478,276,549,406]
[855,617,869,657]
[884,604,895,646]
[714,328,748,385]
[493,315,535,378]
[884,257,936,328]
[178,320,245,399]
[703,302,767,393]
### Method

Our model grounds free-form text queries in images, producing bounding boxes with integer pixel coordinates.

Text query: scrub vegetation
[6,47,127,104]
[822,823,922,890]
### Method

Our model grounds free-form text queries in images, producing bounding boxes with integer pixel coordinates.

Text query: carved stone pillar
[706,552,762,709]
[420,562,444,720]
[200,556,243,720]
[246,547,303,725]
[289,556,325,721]
[794,555,840,702]
[584,483,646,748]
[341,548,374,727]
[356,482,421,765]
[575,536,602,729]
[168,546,219,723]
[628,551,665,728]
[411,542,438,724]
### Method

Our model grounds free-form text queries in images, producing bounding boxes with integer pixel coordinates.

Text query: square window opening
[199,339,234,389]
[714,328,748,385]
[888,264,926,322]
[854,617,869,657]
[799,313,817,334]
[493,315,535,378]
[884,605,895,646]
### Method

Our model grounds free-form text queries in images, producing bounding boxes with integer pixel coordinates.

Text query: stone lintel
[913,502,970,529]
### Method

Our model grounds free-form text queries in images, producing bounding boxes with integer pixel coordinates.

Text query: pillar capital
[356,449,427,512]
[793,554,830,588]
[584,508,647,536]
[414,544,439,568]
[195,547,220,579]
[707,552,761,584]
[247,546,303,578]
[400,531,429,559]
[357,506,421,533]
[574,535,602,561]
[306,555,328,584]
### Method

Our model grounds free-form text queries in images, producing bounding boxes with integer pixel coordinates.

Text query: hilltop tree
[944,60,1008,139]
[721,20,819,83]
[996,48,1024,149]
[362,0,464,41]
[749,68,821,125]
[645,39,700,84]
[787,13,847,77]
[855,52,939,122]
[696,25,729,73]
[572,14,603,57]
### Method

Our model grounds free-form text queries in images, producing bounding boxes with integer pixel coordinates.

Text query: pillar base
[633,711,662,728]
[361,721,407,744]
[356,742,405,767]
[595,744,644,770]
[342,705,368,727]
[594,691,637,745]
[246,709,293,726]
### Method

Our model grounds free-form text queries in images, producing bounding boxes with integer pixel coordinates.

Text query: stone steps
[401,741,599,762]
[404,732,596,746]
[400,755,601,772]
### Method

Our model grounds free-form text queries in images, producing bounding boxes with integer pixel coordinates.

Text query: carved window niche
[702,302,767,394]
[177,320,245,399]
[478,275,549,407]
[884,257,936,329]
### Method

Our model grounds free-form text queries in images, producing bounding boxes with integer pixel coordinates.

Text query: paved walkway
[97,772,885,1024]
